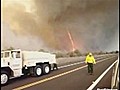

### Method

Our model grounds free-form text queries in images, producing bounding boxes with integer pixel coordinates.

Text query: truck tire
[43,64,50,74]
[33,65,42,76]
[1,71,9,85]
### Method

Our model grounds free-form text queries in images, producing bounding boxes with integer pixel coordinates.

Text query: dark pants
[87,63,93,73]
[53,63,58,70]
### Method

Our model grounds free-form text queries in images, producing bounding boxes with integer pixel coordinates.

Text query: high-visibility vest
[85,55,96,64]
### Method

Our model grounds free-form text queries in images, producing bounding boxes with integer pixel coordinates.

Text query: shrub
[55,52,64,58]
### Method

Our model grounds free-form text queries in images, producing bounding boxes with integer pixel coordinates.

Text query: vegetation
[66,49,82,57]
[2,47,119,58]
[55,52,65,58]
[2,47,15,51]
[38,49,46,52]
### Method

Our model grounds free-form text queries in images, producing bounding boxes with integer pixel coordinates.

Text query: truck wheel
[1,71,9,85]
[43,64,50,74]
[33,65,42,76]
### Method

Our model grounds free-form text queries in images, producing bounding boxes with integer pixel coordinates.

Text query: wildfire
[67,30,76,52]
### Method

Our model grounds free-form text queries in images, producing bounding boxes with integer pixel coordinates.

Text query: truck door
[2,51,11,67]
[10,51,23,77]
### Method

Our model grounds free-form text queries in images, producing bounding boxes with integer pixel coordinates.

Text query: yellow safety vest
[85,55,96,64]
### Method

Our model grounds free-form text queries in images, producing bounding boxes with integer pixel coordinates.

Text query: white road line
[58,61,84,69]
[13,56,116,90]
[87,59,118,90]
[58,56,116,69]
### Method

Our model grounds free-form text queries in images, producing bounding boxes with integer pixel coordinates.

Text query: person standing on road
[53,63,58,70]
[85,53,96,75]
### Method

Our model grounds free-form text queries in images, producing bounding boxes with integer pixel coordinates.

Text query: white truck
[1,49,57,85]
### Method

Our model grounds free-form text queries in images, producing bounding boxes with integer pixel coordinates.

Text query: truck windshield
[5,52,10,58]
[1,53,3,58]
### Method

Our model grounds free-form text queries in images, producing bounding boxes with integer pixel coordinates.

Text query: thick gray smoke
[1,0,119,52]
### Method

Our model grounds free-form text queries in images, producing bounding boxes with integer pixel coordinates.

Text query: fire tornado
[67,30,76,52]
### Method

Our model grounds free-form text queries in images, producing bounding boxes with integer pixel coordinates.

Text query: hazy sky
[1,0,119,52]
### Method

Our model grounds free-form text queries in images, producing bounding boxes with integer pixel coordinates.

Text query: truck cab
[1,49,57,85]
[1,49,23,85]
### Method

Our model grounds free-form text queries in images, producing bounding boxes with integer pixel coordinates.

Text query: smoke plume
[1,0,119,52]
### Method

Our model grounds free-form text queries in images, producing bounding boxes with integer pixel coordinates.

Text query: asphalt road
[1,54,118,90]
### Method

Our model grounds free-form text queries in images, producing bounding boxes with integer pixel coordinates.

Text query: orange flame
[67,30,76,51]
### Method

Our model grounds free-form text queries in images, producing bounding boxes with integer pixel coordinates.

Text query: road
[1,54,118,90]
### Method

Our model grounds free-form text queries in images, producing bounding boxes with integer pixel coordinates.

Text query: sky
[1,0,119,53]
